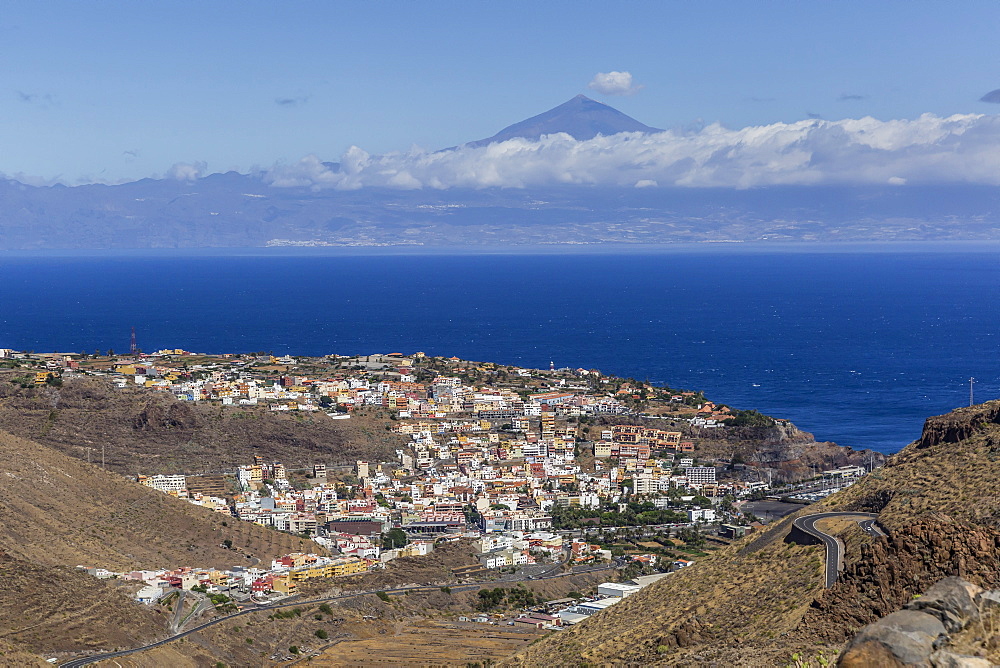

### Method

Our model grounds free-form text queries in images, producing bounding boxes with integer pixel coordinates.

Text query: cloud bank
[588,71,641,96]
[265,112,1000,190]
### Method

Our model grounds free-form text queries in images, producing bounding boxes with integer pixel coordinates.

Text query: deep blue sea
[1,247,999,455]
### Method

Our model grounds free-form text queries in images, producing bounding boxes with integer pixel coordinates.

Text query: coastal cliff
[916,399,1000,449]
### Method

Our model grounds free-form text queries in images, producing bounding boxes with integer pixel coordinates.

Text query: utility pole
[970,377,976,407]
[102,443,105,470]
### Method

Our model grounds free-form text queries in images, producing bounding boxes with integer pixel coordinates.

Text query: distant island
[4,95,1000,250]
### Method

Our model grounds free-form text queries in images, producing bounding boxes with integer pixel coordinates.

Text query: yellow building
[287,557,366,582]
[207,570,230,586]
[330,557,367,577]
[272,575,296,594]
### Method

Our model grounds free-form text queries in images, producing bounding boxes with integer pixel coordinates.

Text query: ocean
[1,247,998,455]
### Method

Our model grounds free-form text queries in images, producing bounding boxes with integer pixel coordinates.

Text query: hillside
[84,547,611,667]
[0,427,326,661]
[827,399,1000,528]
[0,548,166,659]
[509,400,1000,665]
[0,375,405,475]
[0,639,49,666]
[0,428,314,571]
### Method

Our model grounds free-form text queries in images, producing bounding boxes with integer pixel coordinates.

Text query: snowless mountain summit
[465,94,663,147]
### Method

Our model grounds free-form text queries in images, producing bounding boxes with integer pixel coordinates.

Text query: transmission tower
[969,377,976,407]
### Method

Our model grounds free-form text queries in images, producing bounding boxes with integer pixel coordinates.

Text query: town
[1,346,873,627]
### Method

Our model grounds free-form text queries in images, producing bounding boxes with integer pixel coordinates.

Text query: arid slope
[0,375,406,475]
[0,428,314,571]
[510,400,1000,666]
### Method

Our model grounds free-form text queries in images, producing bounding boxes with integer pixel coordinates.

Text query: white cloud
[588,71,642,96]
[265,154,340,188]
[266,113,1000,191]
[166,161,207,182]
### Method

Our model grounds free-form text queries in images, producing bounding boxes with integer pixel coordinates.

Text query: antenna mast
[969,377,976,407]
[130,327,138,357]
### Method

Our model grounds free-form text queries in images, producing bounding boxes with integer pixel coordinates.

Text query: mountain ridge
[4,178,1000,249]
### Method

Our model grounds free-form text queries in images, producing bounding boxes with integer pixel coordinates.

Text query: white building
[597,582,641,598]
[136,585,166,605]
[139,474,187,495]
[633,475,661,495]
[687,508,717,523]
[685,466,716,486]
[475,534,514,553]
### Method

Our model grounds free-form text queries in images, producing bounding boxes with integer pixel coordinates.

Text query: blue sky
[3,1,1000,183]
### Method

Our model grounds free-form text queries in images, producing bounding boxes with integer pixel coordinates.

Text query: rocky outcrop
[839,577,994,667]
[917,400,1000,449]
[130,399,199,431]
[803,521,1000,646]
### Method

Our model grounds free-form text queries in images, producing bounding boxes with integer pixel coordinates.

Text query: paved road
[858,518,887,539]
[58,563,615,668]
[792,512,882,588]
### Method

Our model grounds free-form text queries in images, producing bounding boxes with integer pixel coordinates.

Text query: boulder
[905,577,983,633]
[928,650,993,668]
[975,589,1000,611]
[838,610,947,667]
[838,639,905,667]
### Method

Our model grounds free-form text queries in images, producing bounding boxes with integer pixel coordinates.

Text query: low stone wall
[838,576,996,667]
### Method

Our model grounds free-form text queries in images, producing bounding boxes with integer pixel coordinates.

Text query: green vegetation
[377,591,391,602]
[206,592,237,612]
[723,409,777,427]
[269,607,302,620]
[476,585,537,611]
[315,629,329,640]
[677,526,706,548]
[382,528,408,549]
[550,500,686,529]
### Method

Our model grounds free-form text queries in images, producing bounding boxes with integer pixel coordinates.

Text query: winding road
[792,512,885,587]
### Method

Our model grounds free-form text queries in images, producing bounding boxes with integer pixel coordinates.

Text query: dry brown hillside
[0,428,315,571]
[509,400,1000,666]
[89,549,611,668]
[0,548,166,659]
[506,513,840,667]
[827,398,1000,529]
[0,375,406,475]
[0,638,49,666]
